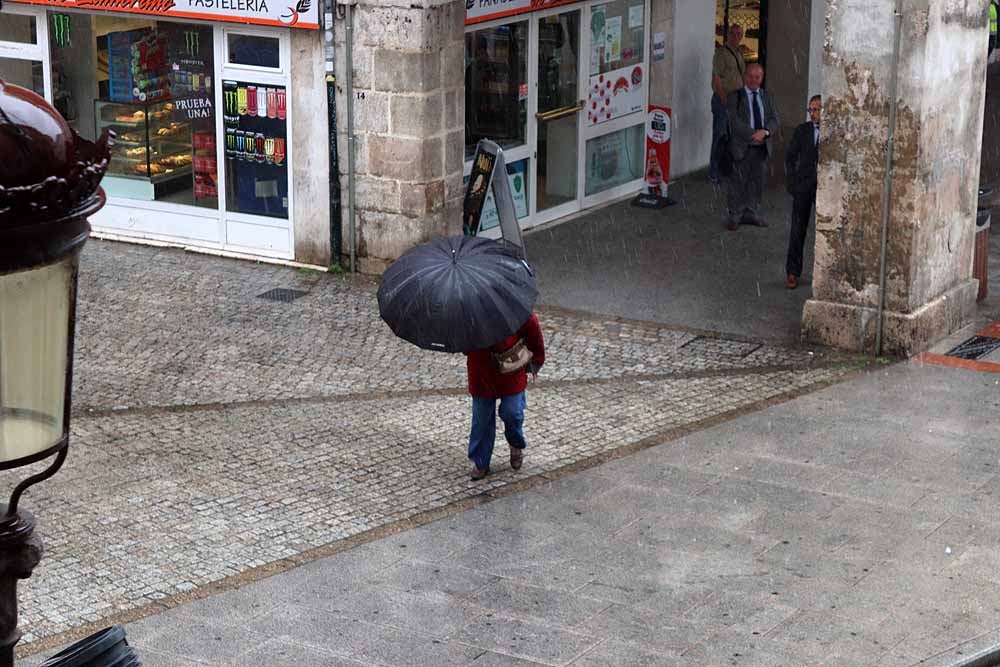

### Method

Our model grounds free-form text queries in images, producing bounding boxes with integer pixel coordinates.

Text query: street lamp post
[0,79,110,665]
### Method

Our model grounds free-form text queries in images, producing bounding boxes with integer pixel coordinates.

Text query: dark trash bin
[40,626,140,667]
[976,186,993,302]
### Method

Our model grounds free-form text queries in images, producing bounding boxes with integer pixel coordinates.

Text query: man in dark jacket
[465,313,545,480]
[784,95,822,289]
[725,63,780,230]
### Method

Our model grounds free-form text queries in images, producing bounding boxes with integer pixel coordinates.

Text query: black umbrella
[377,235,537,353]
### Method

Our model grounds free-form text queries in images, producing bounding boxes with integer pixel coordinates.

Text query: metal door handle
[536,101,584,121]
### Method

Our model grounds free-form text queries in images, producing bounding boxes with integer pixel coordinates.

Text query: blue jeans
[468,392,527,471]
[710,94,728,180]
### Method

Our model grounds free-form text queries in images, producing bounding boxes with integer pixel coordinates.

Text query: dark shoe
[510,447,524,470]
[786,274,798,289]
[470,465,489,481]
[726,216,740,231]
[746,214,769,227]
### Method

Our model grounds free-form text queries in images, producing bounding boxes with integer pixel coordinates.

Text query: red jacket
[466,313,545,399]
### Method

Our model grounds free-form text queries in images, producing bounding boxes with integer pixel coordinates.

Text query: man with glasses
[784,95,822,289]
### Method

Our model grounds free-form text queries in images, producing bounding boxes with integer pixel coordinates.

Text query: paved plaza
[13,239,862,658]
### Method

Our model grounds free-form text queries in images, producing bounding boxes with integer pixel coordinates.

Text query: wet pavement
[12,240,856,659]
[529,177,810,345]
[24,347,1000,667]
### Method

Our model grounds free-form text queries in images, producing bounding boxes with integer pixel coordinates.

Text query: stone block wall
[334,0,465,274]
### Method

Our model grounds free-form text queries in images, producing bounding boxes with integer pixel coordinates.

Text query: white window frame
[0,5,52,99]
[462,0,650,234]
[214,24,294,257]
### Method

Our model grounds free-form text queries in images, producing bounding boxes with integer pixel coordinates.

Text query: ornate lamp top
[0,79,111,228]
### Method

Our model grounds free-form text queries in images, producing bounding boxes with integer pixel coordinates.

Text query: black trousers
[786,189,816,278]
[727,146,768,218]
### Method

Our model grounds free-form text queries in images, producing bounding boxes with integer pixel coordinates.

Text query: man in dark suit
[725,63,779,231]
[784,95,822,289]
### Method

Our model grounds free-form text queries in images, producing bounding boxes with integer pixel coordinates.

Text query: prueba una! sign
[174,95,213,119]
[11,0,318,28]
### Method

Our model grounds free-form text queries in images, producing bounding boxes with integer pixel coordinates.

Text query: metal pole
[875,0,903,357]
[345,1,357,274]
[324,0,342,267]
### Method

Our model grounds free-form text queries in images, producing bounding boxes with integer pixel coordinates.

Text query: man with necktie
[725,63,779,231]
[784,95,822,289]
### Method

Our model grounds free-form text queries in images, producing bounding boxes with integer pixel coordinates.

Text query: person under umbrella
[465,312,545,480]
[376,235,545,480]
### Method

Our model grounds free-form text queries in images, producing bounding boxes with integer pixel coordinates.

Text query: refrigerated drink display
[222,79,289,219]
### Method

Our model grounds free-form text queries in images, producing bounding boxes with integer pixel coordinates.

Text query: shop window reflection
[227,34,280,69]
[589,0,644,77]
[585,123,643,196]
[464,22,528,159]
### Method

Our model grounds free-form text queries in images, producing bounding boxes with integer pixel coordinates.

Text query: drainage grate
[678,335,763,359]
[945,335,1000,360]
[257,288,308,303]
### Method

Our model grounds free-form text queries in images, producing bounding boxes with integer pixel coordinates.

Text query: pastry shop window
[222,80,288,219]
[49,15,219,209]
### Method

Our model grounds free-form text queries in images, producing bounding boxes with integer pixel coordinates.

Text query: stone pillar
[802,0,987,355]
[291,29,333,267]
[334,0,465,274]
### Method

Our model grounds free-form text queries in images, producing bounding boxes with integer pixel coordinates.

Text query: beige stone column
[802,0,987,355]
[334,0,465,274]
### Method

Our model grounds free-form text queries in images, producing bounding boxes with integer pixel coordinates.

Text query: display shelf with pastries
[96,99,194,193]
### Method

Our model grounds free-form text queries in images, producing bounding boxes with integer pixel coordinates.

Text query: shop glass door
[0,6,51,99]
[533,9,581,222]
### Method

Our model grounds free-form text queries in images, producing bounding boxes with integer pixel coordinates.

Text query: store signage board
[10,0,319,29]
[464,139,525,260]
[465,0,579,26]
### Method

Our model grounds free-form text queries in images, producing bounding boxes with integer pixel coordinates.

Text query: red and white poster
[586,64,645,126]
[644,105,671,197]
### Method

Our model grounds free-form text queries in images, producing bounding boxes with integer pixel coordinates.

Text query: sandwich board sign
[463,139,526,261]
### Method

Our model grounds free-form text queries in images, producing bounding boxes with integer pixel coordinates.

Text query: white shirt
[813,122,820,146]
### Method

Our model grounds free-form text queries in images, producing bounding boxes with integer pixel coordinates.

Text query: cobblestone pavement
[12,240,862,652]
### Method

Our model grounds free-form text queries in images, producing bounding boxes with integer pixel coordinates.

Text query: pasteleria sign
[11,0,319,29]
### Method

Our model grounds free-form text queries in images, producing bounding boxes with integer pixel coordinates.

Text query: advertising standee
[632,105,675,209]
[463,140,526,260]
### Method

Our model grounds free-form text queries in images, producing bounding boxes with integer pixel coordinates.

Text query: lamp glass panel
[0,258,73,463]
